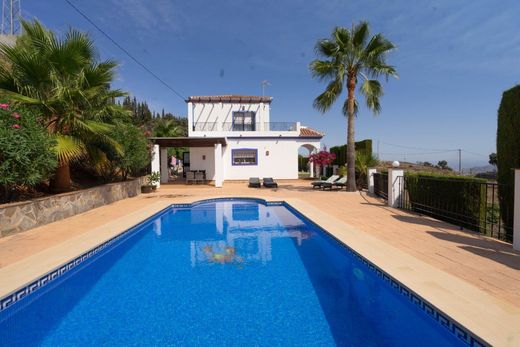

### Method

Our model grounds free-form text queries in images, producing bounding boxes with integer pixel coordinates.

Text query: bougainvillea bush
[0,104,57,203]
[308,151,336,177]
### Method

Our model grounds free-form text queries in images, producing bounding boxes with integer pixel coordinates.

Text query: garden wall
[0,177,148,238]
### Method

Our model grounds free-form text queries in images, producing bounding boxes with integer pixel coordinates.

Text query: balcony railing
[193,122,298,132]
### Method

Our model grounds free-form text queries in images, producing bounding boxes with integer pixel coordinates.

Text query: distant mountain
[467,164,496,174]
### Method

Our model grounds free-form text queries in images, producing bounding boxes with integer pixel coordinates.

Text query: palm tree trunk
[50,161,71,193]
[346,75,357,192]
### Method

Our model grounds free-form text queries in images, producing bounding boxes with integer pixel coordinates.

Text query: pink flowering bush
[0,104,57,202]
[308,151,336,177]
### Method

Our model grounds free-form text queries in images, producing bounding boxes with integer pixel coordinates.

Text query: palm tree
[310,21,397,191]
[153,118,183,137]
[0,20,129,192]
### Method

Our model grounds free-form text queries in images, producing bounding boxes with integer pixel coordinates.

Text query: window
[232,111,255,131]
[232,149,257,166]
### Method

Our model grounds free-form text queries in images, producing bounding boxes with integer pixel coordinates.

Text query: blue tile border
[0,204,173,313]
[0,197,489,347]
[283,202,489,347]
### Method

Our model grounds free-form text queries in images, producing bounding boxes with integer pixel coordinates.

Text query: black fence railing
[396,176,512,243]
[373,172,388,200]
[193,122,298,132]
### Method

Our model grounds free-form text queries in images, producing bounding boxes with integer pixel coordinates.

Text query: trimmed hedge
[330,139,372,166]
[405,173,487,232]
[497,85,520,241]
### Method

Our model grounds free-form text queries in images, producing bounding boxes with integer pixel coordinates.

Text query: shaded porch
[148,137,227,187]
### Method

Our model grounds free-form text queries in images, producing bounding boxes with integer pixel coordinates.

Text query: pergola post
[151,144,160,188]
[160,148,169,184]
[214,143,223,187]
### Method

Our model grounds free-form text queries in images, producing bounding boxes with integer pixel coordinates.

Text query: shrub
[355,152,378,189]
[405,173,487,232]
[330,139,372,166]
[112,123,150,180]
[0,105,57,202]
[496,85,520,241]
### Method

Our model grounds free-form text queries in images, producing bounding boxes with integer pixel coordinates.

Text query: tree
[0,20,129,192]
[153,118,183,137]
[497,85,520,241]
[488,153,497,167]
[310,22,397,191]
[437,160,448,169]
[0,104,57,202]
[112,123,150,180]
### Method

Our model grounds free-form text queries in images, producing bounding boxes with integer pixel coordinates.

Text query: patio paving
[1,179,519,308]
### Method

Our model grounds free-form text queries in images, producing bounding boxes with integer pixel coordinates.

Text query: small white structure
[150,95,323,186]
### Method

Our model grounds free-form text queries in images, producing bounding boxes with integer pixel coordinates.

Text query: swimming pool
[0,198,485,346]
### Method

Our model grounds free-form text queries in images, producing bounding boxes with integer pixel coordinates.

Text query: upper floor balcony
[192,122,299,133]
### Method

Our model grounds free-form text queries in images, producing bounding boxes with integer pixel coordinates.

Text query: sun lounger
[248,177,261,188]
[263,177,278,188]
[322,176,347,190]
[311,175,339,189]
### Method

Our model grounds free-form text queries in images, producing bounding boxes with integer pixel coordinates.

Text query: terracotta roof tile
[299,127,323,138]
[187,95,272,103]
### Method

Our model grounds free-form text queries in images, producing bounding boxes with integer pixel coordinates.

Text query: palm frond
[313,77,343,113]
[359,79,382,114]
[53,134,86,163]
[352,21,370,48]
[309,60,337,81]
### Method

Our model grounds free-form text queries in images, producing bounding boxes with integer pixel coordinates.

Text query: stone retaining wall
[0,177,148,238]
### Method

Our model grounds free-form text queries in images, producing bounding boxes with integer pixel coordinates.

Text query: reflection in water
[178,201,315,267]
[203,245,244,264]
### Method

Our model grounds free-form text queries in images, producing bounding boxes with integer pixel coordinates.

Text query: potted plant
[141,171,160,193]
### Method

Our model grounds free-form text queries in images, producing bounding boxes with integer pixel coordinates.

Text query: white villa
[150,95,323,187]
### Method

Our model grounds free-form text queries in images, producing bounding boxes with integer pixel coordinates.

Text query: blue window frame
[232,111,256,131]
[232,148,258,166]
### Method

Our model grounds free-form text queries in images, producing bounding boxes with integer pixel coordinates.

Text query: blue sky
[24,0,520,168]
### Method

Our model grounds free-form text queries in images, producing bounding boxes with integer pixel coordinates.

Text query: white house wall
[189,147,216,179]
[188,101,272,136]
[222,138,320,180]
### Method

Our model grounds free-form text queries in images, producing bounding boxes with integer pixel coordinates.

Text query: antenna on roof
[0,0,21,45]
[261,80,271,96]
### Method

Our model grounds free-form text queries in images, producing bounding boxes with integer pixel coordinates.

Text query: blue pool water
[0,199,471,346]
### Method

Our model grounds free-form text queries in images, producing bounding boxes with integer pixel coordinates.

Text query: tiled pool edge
[0,197,500,346]
[282,202,489,347]
[0,204,174,312]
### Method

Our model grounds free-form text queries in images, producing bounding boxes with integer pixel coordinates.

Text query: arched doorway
[298,143,319,178]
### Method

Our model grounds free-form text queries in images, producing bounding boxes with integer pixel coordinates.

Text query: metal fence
[373,172,388,200]
[395,176,512,243]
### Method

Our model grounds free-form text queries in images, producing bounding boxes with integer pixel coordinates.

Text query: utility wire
[64,0,186,102]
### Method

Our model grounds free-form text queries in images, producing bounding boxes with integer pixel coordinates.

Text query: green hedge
[405,173,487,232]
[330,139,372,166]
[497,85,520,241]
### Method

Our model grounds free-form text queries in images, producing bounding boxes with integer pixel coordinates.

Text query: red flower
[11,124,20,129]
[0,103,9,110]
[12,112,20,119]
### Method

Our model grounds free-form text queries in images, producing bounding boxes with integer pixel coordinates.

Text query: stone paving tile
[0,180,519,307]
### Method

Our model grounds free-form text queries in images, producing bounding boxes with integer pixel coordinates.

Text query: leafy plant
[0,104,57,202]
[338,165,347,177]
[310,21,397,191]
[148,171,161,187]
[0,20,129,192]
[355,152,379,188]
[153,118,183,137]
[112,123,150,180]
